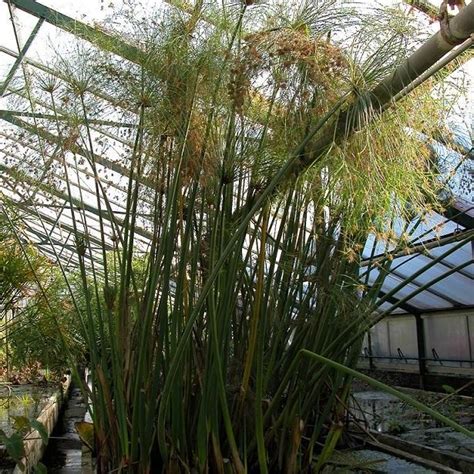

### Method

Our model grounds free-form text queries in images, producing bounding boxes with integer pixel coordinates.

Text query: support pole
[367,330,375,370]
[371,3,474,107]
[415,313,427,389]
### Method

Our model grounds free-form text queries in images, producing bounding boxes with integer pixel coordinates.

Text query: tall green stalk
[0,1,467,472]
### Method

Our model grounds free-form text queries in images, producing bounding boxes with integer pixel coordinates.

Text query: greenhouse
[0,0,473,472]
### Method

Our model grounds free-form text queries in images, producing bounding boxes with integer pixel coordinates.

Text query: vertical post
[415,313,426,389]
[466,313,473,369]
[367,330,375,370]
[5,307,11,380]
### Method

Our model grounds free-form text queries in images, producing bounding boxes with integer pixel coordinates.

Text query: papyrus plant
[1,0,471,472]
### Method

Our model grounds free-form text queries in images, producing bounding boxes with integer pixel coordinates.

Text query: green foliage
[10,416,48,445]
[0,212,72,373]
[0,213,47,313]
[442,384,456,394]
[0,417,48,472]
[30,420,49,446]
[387,420,408,435]
[34,462,48,474]
[12,415,32,433]
[75,421,94,452]
[0,430,25,466]
[2,262,86,373]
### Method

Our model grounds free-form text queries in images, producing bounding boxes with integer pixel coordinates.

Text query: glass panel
[423,313,471,368]
[387,317,418,364]
[370,320,390,363]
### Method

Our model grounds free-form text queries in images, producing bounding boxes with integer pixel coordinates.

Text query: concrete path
[42,386,87,473]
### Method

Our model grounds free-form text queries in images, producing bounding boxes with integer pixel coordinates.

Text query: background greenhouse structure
[0,0,473,472]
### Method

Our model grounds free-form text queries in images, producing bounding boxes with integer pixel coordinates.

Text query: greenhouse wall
[362,310,474,376]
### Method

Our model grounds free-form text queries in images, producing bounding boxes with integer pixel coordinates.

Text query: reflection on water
[351,391,404,433]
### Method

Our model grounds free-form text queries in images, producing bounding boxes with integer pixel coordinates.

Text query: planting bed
[0,380,69,473]
[0,385,57,437]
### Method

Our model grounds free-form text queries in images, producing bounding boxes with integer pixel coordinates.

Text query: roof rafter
[0,161,154,241]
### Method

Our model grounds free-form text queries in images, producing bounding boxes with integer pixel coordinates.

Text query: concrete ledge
[368,430,474,474]
[351,433,461,473]
[13,376,71,473]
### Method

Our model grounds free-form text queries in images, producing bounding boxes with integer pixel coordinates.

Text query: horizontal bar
[360,355,474,364]
[0,109,137,128]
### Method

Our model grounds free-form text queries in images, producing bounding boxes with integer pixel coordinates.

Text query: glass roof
[361,206,473,314]
[1,0,473,315]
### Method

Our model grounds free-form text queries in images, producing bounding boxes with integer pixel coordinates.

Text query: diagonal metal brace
[0,17,44,96]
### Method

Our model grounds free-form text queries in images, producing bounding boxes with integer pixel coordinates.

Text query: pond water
[330,448,437,473]
[351,390,474,458]
[0,384,57,436]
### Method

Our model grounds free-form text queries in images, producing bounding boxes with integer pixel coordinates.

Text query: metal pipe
[300,1,474,175]
[359,354,473,364]
[392,34,474,103]
[371,2,474,107]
